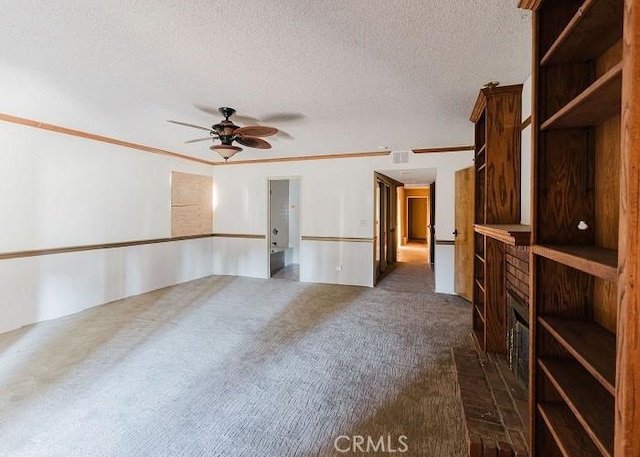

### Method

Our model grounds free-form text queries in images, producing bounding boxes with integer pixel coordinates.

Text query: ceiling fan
[168,107,279,161]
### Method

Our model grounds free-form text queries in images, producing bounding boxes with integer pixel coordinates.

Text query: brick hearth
[452,342,529,457]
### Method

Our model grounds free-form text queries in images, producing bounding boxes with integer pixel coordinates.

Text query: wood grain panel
[595,115,621,250]
[541,0,624,66]
[541,64,622,130]
[484,237,506,353]
[485,92,522,224]
[540,316,616,394]
[538,403,602,457]
[597,39,624,78]
[536,257,593,319]
[540,358,615,457]
[537,129,594,244]
[538,0,584,58]
[616,1,640,455]
[594,278,618,333]
[539,63,594,122]
[170,172,213,237]
[455,167,474,301]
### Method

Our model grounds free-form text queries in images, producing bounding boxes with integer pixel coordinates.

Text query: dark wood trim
[212,233,266,239]
[219,150,391,165]
[412,145,475,154]
[0,234,215,260]
[529,7,540,455]
[521,115,532,130]
[0,113,216,166]
[301,236,373,243]
[436,239,455,246]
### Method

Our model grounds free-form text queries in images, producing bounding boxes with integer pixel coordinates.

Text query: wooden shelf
[539,358,614,457]
[541,62,622,130]
[476,143,486,156]
[472,326,484,350]
[538,403,602,457]
[474,224,531,246]
[532,244,618,282]
[539,316,616,395]
[541,0,624,65]
[474,305,485,323]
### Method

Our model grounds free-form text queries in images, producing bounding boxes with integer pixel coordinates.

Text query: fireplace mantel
[474,224,531,246]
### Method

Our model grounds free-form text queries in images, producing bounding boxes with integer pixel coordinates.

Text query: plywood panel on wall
[171,171,213,237]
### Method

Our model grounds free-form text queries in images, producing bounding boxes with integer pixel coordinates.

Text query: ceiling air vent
[392,151,409,164]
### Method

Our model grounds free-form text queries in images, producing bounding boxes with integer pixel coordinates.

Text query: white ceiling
[0,1,531,162]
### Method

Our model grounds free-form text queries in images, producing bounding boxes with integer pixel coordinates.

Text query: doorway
[398,186,434,264]
[268,178,301,280]
[407,197,427,240]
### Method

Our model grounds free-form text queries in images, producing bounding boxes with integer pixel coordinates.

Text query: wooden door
[454,167,474,301]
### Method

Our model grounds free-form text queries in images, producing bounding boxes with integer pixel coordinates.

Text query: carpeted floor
[0,246,471,457]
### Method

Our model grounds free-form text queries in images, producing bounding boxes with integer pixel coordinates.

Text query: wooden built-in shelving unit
[519,0,640,455]
[470,85,523,353]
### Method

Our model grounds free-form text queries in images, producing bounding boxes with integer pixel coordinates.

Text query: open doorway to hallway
[374,168,436,285]
[397,185,434,264]
[268,177,301,281]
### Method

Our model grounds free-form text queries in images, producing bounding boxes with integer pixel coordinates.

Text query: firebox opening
[507,291,529,388]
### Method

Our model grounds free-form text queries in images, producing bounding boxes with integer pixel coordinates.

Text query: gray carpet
[0,258,471,456]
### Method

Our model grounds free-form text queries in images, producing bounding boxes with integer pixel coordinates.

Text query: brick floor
[452,339,530,457]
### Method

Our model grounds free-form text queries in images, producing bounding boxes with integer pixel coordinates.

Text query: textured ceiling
[0,1,531,161]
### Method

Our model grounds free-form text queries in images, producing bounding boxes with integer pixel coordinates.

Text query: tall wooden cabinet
[471,84,523,353]
[519,0,640,456]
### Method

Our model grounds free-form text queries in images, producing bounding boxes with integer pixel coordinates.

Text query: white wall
[0,121,215,334]
[212,151,473,290]
[521,75,532,225]
[289,178,301,264]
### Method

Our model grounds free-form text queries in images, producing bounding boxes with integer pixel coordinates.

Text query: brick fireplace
[505,246,530,387]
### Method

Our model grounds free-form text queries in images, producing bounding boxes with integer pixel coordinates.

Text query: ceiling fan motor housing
[213,119,240,145]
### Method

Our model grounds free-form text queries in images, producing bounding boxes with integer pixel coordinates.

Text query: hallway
[377,241,433,294]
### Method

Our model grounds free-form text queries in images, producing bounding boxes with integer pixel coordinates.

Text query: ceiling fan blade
[235,136,272,149]
[168,120,212,132]
[185,137,216,144]
[259,112,305,123]
[193,104,219,116]
[234,125,278,138]
[274,129,294,140]
[230,113,261,124]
